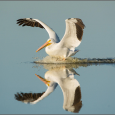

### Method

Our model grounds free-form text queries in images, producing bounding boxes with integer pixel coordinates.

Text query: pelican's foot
[62,58,66,61]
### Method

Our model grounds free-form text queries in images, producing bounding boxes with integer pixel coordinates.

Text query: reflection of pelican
[15,66,82,113]
[17,18,85,60]
[35,67,82,113]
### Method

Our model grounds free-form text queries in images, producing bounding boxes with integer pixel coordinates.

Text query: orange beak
[36,40,52,52]
[35,74,50,86]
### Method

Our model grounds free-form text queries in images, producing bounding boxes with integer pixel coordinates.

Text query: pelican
[17,18,85,60]
[15,66,82,113]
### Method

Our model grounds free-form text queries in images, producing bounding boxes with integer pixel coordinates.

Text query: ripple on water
[34,56,115,64]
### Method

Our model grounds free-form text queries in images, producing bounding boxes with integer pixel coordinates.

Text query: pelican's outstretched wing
[15,92,45,104]
[60,18,85,49]
[17,18,60,43]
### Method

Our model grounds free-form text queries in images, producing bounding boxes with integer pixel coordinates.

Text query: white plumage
[17,18,85,60]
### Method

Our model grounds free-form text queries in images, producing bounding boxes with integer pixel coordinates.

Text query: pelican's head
[36,38,53,52]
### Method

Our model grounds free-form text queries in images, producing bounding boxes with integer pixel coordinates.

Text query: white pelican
[17,18,85,60]
[15,66,82,113]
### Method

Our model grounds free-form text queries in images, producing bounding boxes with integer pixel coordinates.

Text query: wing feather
[15,92,45,103]
[16,18,60,42]
[17,18,44,28]
[60,18,85,49]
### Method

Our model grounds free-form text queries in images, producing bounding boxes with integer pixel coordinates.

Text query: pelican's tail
[67,49,79,57]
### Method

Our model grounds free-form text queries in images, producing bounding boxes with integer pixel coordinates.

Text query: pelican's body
[45,41,69,58]
[17,18,85,60]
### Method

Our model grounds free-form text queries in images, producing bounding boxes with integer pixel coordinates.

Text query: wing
[30,83,58,104]
[15,92,44,103]
[59,18,85,49]
[17,18,60,43]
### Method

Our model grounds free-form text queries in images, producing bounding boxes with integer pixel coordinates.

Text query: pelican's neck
[34,19,60,43]
[30,82,58,104]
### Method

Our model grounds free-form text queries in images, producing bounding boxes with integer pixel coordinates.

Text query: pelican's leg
[56,57,66,61]
[56,57,62,61]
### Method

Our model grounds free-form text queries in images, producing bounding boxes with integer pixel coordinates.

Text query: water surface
[1,60,115,114]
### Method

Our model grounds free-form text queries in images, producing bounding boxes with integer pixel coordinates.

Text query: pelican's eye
[48,39,51,43]
[46,39,52,46]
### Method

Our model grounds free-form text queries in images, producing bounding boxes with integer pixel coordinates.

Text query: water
[1,60,115,114]
[1,1,115,114]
